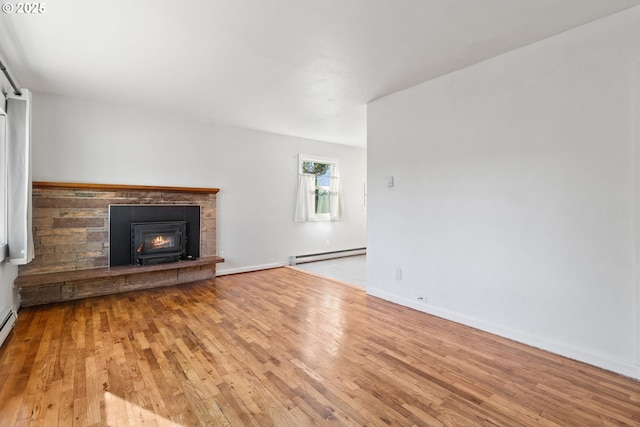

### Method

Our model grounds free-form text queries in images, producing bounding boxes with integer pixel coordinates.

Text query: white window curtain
[328,176,344,221]
[7,89,34,265]
[294,173,344,222]
[294,173,315,222]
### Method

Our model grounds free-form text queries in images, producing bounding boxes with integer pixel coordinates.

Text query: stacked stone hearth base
[16,256,223,306]
[15,182,223,306]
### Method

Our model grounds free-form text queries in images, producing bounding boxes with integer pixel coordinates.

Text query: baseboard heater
[289,247,366,266]
[0,307,17,349]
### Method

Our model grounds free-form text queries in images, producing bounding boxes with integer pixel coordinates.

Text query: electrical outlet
[395,268,402,280]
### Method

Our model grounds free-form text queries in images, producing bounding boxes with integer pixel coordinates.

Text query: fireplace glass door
[131,221,187,265]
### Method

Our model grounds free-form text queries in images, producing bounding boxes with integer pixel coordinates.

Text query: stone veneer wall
[19,183,217,277]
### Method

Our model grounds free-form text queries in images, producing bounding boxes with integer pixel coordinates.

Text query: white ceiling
[1,0,639,146]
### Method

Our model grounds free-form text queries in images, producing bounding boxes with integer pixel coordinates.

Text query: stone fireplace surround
[14,182,224,306]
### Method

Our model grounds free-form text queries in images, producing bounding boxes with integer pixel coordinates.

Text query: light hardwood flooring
[0,267,638,426]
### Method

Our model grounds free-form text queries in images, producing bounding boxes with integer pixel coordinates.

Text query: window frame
[298,154,340,222]
[0,93,7,261]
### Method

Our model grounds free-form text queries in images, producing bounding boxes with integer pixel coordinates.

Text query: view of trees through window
[302,161,333,215]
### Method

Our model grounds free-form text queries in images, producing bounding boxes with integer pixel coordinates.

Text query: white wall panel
[368,7,640,379]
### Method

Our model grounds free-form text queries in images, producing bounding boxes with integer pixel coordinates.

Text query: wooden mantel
[32,181,220,194]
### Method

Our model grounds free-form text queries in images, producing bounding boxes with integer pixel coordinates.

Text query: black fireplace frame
[109,205,200,267]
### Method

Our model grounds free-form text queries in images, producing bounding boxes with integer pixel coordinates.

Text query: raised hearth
[16,256,224,306]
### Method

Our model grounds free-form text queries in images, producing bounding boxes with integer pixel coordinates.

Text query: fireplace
[131,221,187,265]
[109,205,201,267]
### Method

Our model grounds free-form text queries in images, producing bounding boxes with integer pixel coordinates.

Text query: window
[295,154,343,222]
[5,90,34,265]
[302,159,333,220]
[0,94,6,261]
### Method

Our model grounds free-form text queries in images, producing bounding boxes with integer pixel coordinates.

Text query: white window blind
[0,93,6,261]
[6,89,34,265]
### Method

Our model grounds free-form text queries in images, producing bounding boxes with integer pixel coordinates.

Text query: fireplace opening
[131,221,187,265]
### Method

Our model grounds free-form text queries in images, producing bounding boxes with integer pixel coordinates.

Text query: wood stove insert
[131,221,187,265]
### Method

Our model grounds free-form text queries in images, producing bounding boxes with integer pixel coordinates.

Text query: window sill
[308,216,330,222]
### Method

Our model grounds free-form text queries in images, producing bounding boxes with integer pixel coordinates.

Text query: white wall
[368,6,640,379]
[31,93,367,274]
[0,262,19,314]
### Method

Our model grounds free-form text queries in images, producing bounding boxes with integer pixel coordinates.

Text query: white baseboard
[367,287,640,381]
[217,262,287,276]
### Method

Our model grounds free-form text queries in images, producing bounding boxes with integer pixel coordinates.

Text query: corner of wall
[634,61,640,369]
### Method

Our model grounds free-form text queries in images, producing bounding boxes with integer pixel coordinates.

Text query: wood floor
[0,268,638,426]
